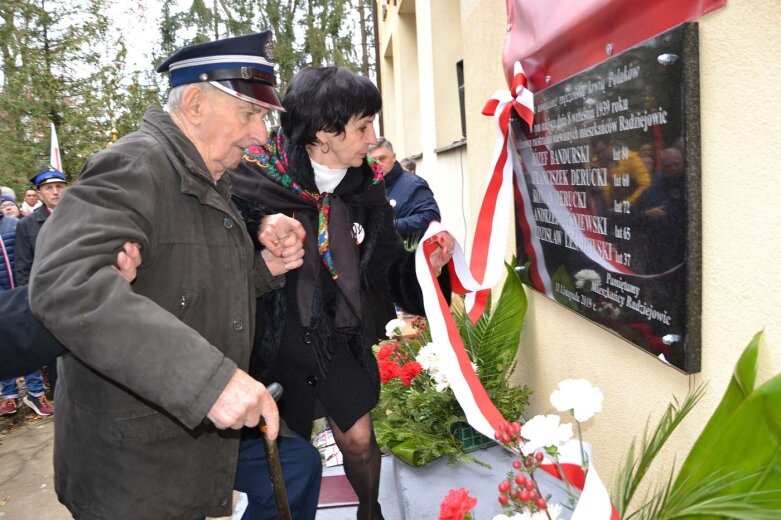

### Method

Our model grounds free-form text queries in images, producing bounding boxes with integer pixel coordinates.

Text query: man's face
[24,189,38,205]
[661,149,684,178]
[37,182,67,209]
[196,86,270,180]
[367,143,395,175]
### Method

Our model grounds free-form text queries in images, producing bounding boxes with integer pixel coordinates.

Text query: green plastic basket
[452,422,495,453]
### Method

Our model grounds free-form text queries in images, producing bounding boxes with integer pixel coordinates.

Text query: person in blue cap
[15,167,68,287]
[25,30,318,520]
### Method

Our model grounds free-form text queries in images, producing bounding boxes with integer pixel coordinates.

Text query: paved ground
[0,411,397,520]
[0,411,66,519]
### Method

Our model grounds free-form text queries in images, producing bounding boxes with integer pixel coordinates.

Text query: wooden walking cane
[260,382,292,520]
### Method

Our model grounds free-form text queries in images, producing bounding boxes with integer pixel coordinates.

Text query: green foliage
[0,0,159,192]
[455,263,529,413]
[157,0,375,96]
[0,0,375,193]
[612,384,706,517]
[612,331,781,520]
[372,263,531,466]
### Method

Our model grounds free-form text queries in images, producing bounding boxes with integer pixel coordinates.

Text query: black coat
[15,204,49,286]
[0,286,65,379]
[230,134,448,438]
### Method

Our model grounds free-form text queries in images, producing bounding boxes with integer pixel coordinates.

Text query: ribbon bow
[482,60,535,129]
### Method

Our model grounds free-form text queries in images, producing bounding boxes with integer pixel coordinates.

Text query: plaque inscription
[511,24,701,372]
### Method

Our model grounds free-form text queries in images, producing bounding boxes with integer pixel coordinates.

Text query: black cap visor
[216,79,284,111]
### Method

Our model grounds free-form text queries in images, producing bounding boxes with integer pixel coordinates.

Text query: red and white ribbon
[456,61,535,322]
[416,221,505,438]
[539,441,621,520]
[414,60,620,519]
[413,60,535,436]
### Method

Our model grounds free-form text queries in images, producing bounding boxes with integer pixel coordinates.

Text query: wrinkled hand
[262,247,304,276]
[258,214,306,275]
[427,231,457,274]
[113,241,142,283]
[207,368,279,439]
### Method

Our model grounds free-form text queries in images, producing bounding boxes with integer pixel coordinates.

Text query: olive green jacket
[29,106,281,520]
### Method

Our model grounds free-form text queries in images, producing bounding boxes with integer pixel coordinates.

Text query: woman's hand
[427,231,457,275]
[258,213,306,276]
[258,214,306,255]
[113,241,142,283]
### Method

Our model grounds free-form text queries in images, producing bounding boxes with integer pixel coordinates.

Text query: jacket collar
[382,161,404,189]
[140,106,234,207]
[33,204,50,222]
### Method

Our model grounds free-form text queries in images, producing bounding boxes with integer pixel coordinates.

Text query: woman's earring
[319,141,330,154]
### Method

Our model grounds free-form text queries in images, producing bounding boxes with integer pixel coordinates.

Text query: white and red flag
[50,122,63,172]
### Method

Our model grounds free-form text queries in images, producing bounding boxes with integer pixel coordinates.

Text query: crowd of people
[0,29,448,520]
[0,169,68,417]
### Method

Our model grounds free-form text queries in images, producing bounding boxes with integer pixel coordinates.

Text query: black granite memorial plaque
[511,23,701,372]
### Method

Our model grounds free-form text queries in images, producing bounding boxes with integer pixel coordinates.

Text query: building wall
[377,0,781,491]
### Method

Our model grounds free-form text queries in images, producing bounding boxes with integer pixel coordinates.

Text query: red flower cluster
[438,487,477,520]
[494,421,551,515]
[377,341,422,386]
[493,419,522,446]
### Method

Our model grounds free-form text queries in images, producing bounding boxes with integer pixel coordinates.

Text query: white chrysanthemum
[574,269,601,290]
[549,379,604,422]
[520,414,573,455]
[416,343,443,373]
[432,375,450,392]
[385,318,407,338]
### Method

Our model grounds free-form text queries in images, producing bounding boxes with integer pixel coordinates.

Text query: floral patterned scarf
[243,130,384,281]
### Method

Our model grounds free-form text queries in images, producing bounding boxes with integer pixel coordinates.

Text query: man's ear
[180,84,205,124]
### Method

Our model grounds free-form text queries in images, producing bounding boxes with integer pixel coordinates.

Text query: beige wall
[377,0,781,492]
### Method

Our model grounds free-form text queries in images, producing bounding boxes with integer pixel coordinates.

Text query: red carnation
[379,359,400,383]
[377,343,399,361]
[399,361,422,386]
[438,487,477,520]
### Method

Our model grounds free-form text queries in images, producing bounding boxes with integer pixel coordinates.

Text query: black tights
[328,413,384,520]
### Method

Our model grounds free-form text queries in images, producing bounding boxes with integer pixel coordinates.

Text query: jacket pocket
[174,289,199,321]
[115,410,186,441]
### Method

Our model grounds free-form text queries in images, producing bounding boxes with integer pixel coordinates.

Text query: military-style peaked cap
[156,30,283,111]
[30,167,67,187]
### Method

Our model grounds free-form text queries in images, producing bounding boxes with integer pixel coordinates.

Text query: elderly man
[15,168,68,286]
[28,31,316,520]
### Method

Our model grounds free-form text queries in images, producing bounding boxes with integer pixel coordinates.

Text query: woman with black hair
[230,66,455,520]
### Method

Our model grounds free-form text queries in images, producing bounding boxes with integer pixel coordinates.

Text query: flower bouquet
[437,331,781,520]
[372,265,532,466]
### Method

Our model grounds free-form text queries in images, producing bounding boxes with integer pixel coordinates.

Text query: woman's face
[1,201,20,217]
[318,115,378,169]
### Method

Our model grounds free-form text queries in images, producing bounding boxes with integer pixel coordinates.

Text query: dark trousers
[234,432,322,520]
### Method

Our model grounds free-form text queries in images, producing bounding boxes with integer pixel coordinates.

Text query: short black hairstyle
[280,67,382,147]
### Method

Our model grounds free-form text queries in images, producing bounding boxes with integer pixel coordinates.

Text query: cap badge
[264,39,275,62]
